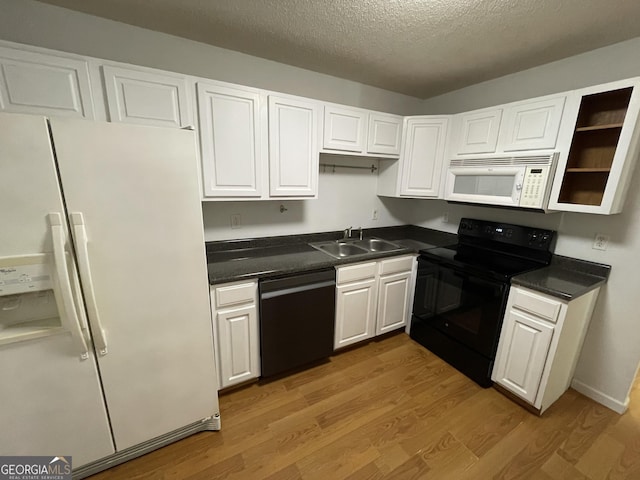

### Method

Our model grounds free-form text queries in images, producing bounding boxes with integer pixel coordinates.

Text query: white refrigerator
[0,113,219,475]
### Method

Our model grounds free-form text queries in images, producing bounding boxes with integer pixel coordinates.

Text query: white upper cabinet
[399,116,449,197]
[455,108,502,155]
[268,95,320,197]
[367,112,403,156]
[0,45,94,119]
[102,65,191,128]
[549,78,640,214]
[197,82,266,198]
[499,95,566,152]
[323,105,367,152]
[321,104,402,157]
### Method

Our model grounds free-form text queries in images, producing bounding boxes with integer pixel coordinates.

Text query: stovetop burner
[419,218,556,281]
[420,244,547,280]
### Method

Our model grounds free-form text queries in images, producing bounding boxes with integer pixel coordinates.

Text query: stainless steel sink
[310,237,402,259]
[352,237,402,252]
[310,241,369,259]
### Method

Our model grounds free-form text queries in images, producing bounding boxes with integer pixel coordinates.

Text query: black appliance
[410,218,555,387]
[259,269,336,378]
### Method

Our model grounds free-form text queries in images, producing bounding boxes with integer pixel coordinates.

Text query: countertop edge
[511,274,607,301]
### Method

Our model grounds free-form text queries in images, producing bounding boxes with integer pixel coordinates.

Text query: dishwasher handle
[260,269,335,299]
[261,280,335,300]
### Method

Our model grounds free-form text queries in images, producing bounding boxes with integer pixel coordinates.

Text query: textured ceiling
[36,0,640,98]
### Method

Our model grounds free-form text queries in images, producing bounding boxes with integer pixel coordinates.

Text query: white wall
[0,0,421,115]
[417,38,640,411]
[422,37,640,114]
[202,156,412,241]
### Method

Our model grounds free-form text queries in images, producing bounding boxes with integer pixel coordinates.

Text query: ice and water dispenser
[0,255,62,345]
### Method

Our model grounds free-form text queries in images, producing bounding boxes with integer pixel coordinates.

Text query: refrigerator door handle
[48,213,90,360]
[70,212,108,356]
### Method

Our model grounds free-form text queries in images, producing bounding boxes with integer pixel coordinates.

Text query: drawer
[336,261,377,285]
[214,281,257,308]
[378,255,414,276]
[511,287,562,323]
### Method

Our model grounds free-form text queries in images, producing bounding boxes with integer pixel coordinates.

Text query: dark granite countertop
[511,254,611,301]
[206,225,457,284]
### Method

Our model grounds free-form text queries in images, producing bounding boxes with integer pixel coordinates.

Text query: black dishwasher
[259,269,336,378]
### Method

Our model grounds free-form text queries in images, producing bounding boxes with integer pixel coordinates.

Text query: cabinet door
[335,278,377,349]
[368,112,402,156]
[493,309,554,404]
[198,82,265,197]
[269,95,319,197]
[456,109,502,154]
[216,304,260,389]
[501,96,566,151]
[399,116,449,197]
[102,65,190,128]
[323,105,367,152]
[376,271,411,335]
[0,46,94,119]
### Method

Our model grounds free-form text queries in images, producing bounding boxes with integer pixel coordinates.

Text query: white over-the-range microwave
[444,152,559,211]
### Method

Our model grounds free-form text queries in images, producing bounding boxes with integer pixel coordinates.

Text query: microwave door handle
[70,212,108,356]
[48,213,90,360]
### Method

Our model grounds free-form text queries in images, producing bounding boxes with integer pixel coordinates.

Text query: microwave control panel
[520,166,551,208]
[0,259,52,297]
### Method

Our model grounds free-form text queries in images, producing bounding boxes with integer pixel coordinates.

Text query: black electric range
[410,218,555,387]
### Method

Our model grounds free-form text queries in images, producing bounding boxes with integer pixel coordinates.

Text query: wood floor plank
[343,461,385,480]
[541,453,590,480]
[86,334,640,480]
[380,454,430,479]
[573,433,625,480]
[558,402,618,464]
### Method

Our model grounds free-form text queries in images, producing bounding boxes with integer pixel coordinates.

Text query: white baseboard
[571,379,629,414]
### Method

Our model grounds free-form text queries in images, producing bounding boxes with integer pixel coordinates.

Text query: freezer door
[0,113,114,466]
[49,118,219,451]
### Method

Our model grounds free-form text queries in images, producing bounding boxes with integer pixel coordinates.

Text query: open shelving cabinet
[549,79,640,214]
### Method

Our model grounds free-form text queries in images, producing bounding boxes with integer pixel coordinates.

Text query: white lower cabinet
[376,270,412,335]
[493,285,600,413]
[335,277,378,349]
[210,280,260,389]
[493,310,554,403]
[335,255,416,349]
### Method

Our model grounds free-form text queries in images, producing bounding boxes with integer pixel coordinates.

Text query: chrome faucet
[343,226,352,239]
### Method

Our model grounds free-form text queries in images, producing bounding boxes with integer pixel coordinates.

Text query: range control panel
[458,218,556,251]
[0,259,52,297]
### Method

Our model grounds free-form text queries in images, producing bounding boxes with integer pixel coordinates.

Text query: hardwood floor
[89,333,640,479]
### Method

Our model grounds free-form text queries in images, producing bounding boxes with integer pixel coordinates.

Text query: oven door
[444,166,525,207]
[411,257,507,358]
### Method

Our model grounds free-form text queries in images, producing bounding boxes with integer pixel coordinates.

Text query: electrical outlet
[372,209,378,221]
[593,233,609,250]
[230,213,241,229]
